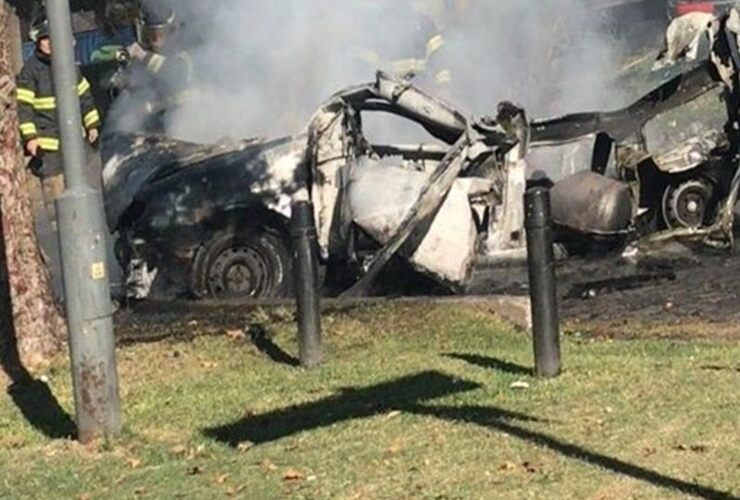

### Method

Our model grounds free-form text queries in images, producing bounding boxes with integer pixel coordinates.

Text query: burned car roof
[530,62,719,145]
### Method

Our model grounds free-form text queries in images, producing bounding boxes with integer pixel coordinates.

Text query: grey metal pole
[524,186,561,378]
[291,201,323,368]
[46,0,121,442]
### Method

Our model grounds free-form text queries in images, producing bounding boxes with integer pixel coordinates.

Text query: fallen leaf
[194,444,207,457]
[498,461,516,471]
[127,457,142,469]
[283,469,305,481]
[226,329,246,341]
[236,441,254,453]
[387,441,403,454]
[171,445,187,456]
[225,486,245,497]
[134,487,146,496]
[214,473,229,484]
[261,459,278,472]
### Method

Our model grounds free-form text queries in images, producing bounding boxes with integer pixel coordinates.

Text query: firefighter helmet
[29,15,50,43]
[137,2,178,51]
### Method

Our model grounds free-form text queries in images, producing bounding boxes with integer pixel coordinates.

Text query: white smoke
[121,0,644,144]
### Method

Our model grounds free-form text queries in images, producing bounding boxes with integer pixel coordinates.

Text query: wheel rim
[662,180,712,230]
[207,244,274,298]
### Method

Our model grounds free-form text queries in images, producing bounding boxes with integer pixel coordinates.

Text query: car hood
[101,133,299,231]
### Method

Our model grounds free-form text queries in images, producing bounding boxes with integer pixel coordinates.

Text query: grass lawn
[1,303,738,499]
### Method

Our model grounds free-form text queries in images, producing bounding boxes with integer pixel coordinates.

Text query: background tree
[0,2,66,376]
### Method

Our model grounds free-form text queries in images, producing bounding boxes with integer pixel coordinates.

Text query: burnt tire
[190,227,292,300]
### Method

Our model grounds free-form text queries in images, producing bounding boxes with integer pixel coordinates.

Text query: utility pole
[46,0,121,442]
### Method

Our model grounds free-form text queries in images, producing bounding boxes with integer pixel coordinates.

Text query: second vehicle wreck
[103,72,534,300]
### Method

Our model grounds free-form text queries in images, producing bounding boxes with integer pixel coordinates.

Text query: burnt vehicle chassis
[530,61,740,253]
[104,48,740,302]
[103,72,531,300]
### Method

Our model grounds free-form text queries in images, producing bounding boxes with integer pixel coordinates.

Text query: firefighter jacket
[16,50,101,154]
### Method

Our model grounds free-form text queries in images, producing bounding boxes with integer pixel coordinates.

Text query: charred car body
[530,7,740,256]
[103,72,532,300]
[530,61,738,251]
[103,9,740,301]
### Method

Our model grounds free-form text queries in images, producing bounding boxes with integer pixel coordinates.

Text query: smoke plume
[113,0,644,144]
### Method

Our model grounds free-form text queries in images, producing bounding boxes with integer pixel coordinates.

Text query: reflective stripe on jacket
[16,51,100,152]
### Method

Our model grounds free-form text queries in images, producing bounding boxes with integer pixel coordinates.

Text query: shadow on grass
[444,353,532,376]
[204,371,736,499]
[0,311,76,440]
[6,378,76,439]
[0,210,76,440]
[248,324,299,367]
[203,371,485,446]
[417,405,737,500]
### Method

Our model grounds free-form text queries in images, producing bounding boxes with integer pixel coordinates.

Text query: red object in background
[675,1,716,16]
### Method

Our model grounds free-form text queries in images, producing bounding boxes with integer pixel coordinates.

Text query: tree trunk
[0,2,66,375]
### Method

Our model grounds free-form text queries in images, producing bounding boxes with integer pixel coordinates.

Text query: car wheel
[661,178,714,230]
[190,226,293,300]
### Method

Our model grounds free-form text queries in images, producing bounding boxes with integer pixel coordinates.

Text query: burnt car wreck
[103,9,740,301]
[531,62,736,252]
[530,7,740,257]
[103,72,532,300]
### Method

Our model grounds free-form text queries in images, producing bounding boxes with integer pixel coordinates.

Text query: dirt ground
[112,244,740,344]
[557,252,740,341]
[471,245,740,341]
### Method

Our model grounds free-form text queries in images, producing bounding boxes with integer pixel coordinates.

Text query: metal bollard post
[524,186,561,378]
[291,201,323,368]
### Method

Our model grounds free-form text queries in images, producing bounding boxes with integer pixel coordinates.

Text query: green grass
[1,303,738,499]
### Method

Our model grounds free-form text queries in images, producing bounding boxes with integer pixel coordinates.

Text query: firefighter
[16,16,101,229]
[412,0,468,94]
[119,2,193,133]
[355,1,459,94]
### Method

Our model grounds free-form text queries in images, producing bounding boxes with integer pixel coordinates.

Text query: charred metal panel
[531,64,719,146]
[347,161,477,285]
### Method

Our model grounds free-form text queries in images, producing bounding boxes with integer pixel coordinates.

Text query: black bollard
[291,201,323,368]
[524,187,561,378]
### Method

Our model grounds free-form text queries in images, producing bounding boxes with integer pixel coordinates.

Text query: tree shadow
[248,323,299,367]
[0,207,76,440]
[415,405,737,500]
[6,378,77,439]
[203,371,483,446]
[444,353,532,376]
